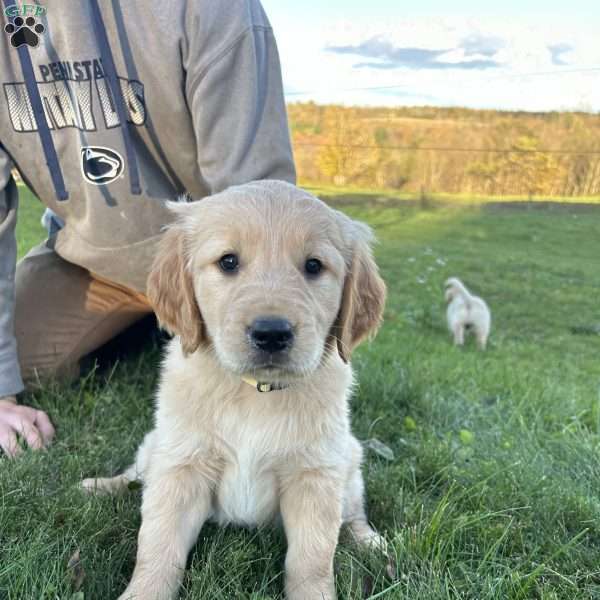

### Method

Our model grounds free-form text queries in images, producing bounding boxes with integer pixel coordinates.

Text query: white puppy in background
[444,277,491,349]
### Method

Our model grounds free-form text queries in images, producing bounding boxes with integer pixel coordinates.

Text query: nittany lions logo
[81,146,124,185]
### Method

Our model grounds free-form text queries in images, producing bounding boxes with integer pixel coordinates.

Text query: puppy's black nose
[249,317,294,353]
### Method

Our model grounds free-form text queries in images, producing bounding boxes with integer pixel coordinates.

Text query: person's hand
[0,396,55,457]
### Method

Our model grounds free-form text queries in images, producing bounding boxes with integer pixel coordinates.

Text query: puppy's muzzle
[248,317,294,354]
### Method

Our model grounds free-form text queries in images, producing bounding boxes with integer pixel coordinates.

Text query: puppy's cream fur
[444,277,491,349]
[82,181,387,600]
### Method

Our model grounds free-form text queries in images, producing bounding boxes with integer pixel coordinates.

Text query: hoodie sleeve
[0,147,23,398]
[184,0,296,193]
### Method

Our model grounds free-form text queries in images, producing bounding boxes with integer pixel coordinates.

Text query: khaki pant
[15,243,153,384]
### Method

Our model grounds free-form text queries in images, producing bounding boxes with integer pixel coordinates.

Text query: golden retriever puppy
[444,277,491,349]
[82,180,387,600]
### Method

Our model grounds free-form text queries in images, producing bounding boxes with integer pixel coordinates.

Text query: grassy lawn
[2,186,600,599]
[302,182,600,206]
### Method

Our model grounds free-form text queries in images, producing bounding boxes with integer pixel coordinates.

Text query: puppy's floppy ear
[333,223,386,363]
[147,225,206,355]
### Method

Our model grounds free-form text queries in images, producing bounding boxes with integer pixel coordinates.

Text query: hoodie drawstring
[3,0,142,200]
[89,0,141,195]
[3,0,68,201]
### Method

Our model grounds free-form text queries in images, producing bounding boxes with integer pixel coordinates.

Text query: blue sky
[265,0,598,20]
[261,0,600,111]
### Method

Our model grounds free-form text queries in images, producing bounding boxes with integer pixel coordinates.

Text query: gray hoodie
[0,0,295,397]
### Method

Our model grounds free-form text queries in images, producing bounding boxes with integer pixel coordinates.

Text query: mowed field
[2,186,600,599]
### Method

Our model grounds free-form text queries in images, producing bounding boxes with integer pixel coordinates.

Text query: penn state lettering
[3,57,146,132]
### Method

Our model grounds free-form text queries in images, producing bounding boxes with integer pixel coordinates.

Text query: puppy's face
[148,182,386,382]
[187,190,347,379]
[444,278,461,303]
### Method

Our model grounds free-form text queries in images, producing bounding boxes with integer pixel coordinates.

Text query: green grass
[3,186,600,599]
[302,181,600,206]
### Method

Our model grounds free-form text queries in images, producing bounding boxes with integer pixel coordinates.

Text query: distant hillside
[288,103,600,197]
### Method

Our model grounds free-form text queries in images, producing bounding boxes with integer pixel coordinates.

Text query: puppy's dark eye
[219,254,239,273]
[305,258,323,276]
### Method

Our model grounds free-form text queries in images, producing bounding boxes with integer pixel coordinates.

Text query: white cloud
[274,17,600,111]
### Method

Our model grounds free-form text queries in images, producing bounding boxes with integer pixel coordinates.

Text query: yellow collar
[241,375,289,393]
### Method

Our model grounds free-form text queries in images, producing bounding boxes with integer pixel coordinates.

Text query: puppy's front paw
[80,474,132,495]
[117,584,155,600]
[80,476,114,495]
[80,477,103,494]
[117,583,173,600]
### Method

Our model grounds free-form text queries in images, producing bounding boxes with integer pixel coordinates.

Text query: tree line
[288,102,600,197]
